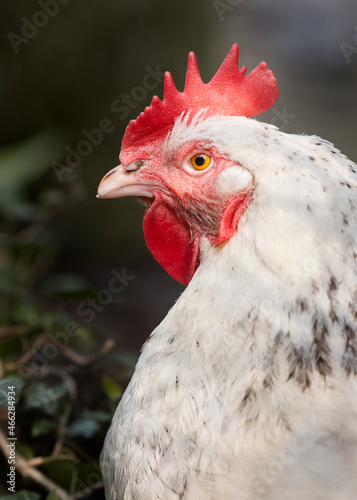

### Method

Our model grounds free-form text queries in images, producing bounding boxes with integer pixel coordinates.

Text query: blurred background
[0,0,357,497]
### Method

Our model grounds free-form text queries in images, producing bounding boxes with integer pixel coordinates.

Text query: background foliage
[1,0,357,497]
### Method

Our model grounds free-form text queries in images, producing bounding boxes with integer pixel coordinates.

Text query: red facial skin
[97,43,279,284]
[99,138,254,286]
[98,44,277,284]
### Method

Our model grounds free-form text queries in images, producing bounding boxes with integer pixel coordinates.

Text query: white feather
[101,115,357,499]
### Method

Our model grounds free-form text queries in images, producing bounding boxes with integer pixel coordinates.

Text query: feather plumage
[98,47,357,499]
[100,117,357,499]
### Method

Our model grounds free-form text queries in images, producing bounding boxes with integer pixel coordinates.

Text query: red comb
[121,44,278,154]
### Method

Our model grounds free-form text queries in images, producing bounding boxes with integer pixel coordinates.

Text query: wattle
[142,194,200,286]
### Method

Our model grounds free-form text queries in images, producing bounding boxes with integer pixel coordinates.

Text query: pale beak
[97,165,157,199]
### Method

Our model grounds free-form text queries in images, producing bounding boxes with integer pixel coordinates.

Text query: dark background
[1,0,357,497]
[2,0,357,345]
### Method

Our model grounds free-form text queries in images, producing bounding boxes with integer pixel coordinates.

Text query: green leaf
[16,441,35,460]
[66,411,112,438]
[0,129,67,192]
[41,459,76,491]
[0,190,38,220]
[31,418,57,437]
[80,411,112,422]
[0,336,23,360]
[24,382,68,415]
[45,491,61,500]
[66,418,100,439]
[38,188,66,207]
[102,376,122,403]
[40,273,96,299]
[109,349,139,370]
[76,462,102,492]
[0,376,25,407]
[0,491,41,500]
[13,303,41,327]
[0,268,24,295]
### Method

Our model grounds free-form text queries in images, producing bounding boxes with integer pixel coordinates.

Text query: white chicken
[97,44,357,499]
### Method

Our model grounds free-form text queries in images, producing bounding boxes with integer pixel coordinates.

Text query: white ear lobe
[216,165,253,195]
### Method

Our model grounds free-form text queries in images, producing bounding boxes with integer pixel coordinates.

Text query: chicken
[97,44,357,499]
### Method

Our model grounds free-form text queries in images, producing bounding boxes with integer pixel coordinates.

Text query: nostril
[125,160,145,173]
[126,164,139,172]
[104,168,117,179]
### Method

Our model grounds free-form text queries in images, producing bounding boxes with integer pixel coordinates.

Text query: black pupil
[195,155,206,166]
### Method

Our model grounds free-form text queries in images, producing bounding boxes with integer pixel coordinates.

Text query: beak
[97,165,156,200]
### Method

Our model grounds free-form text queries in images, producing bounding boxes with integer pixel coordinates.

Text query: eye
[191,154,211,171]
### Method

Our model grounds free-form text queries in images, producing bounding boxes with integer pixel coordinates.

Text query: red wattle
[143,197,200,286]
[209,191,253,246]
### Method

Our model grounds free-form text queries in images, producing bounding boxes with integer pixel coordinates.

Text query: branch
[72,480,103,499]
[4,333,49,371]
[0,326,29,338]
[0,427,71,500]
[51,338,115,366]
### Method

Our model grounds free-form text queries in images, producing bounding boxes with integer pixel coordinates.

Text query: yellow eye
[191,154,211,170]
